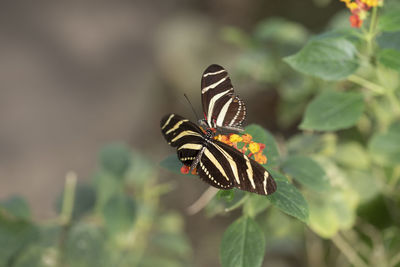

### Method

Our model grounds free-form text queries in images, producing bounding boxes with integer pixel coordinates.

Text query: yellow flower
[249,142,260,154]
[347,2,358,10]
[361,0,380,7]
[254,152,267,164]
[241,134,252,143]
[229,134,242,143]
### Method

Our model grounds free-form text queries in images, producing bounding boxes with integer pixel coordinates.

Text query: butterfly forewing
[201,64,246,130]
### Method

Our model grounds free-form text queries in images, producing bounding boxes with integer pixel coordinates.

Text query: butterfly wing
[199,140,276,195]
[201,64,246,130]
[161,113,233,189]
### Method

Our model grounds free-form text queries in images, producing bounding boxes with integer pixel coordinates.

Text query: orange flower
[215,134,231,145]
[350,14,363,28]
[242,134,252,143]
[254,152,267,164]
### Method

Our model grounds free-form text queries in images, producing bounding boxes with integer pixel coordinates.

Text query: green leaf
[0,216,39,266]
[369,122,400,166]
[282,155,330,191]
[220,216,266,267]
[284,37,359,80]
[243,194,270,218]
[378,8,400,32]
[65,223,109,267]
[267,170,309,222]
[245,124,280,167]
[102,194,136,234]
[377,31,400,51]
[333,142,370,169]
[378,49,400,72]
[217,189,235,202]
[0,196,30,220]
[99,143,131,177]
[300,91,364,131]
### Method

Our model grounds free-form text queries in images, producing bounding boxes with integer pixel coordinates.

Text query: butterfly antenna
[184,93,200,121]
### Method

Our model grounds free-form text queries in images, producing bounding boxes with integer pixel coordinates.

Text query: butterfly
[160,65,276,195]
[199,64,246,132]
[161,113,276,195]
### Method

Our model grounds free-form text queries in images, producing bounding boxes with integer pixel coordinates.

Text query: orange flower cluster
[340,0,383,28]
[214,133,268,164]
[179,133,268,175]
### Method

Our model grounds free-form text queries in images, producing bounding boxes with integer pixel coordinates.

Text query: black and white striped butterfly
[200,64,246,132]
[161,113,277,195]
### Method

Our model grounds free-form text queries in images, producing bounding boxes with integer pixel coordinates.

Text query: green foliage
[300,91,365,131]
[284,37,359,80]
[266,171,309,223]
[220,216,265,267]
[378,49,400,71]
[0,144,191,267]
[282,155,330,191]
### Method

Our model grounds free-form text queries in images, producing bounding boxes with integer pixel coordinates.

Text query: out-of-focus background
[0,1,344,266]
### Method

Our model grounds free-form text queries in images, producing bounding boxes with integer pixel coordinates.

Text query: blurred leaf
[0,196,30,220]
[206,189,245,217]
[378,8,400,32]
[378,49,400,72]
[284,37,359,80]
[0,216,39,266]
[152,233,191,259]
[65,223,109,267]
[140,257,185,267]
[369,122,400,166]
[287,133,337,156]
[55,184,96,221]
[93,172,121,212]
[300,91,364,131]
[102,194,136,234]
[245,124,280,167]
[267,170,309,223]
[99,143,131,177]
[333,142,370,169]
[346,170,381,202]
[13,245,46,267]
[217,189,235,202]
[220,216,265,267]
[158,212,185,234]
[307,188,357,238]
[282,155,330,191]
[377,31,400,51]
[254,17,308,45]
[243,194,270,218]
[126,149,156,185]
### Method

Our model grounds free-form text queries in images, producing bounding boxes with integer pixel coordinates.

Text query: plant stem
[187,186,219,215]
[366,6,378,57]
[347,74,385,94]
[332,233,368,267]
[60,172,77,225]
[57,171,77,267]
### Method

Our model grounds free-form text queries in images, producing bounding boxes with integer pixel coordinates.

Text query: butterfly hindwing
[201,64,246,130]
[202,140,277,195]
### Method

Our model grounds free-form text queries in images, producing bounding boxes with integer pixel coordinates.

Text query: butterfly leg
[190,146,205,171]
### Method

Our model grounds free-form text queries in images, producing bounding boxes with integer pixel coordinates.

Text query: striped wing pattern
[161,113,276,195]
[201,64,246,130]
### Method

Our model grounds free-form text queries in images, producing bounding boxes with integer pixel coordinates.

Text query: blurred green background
[0,1,376,266]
